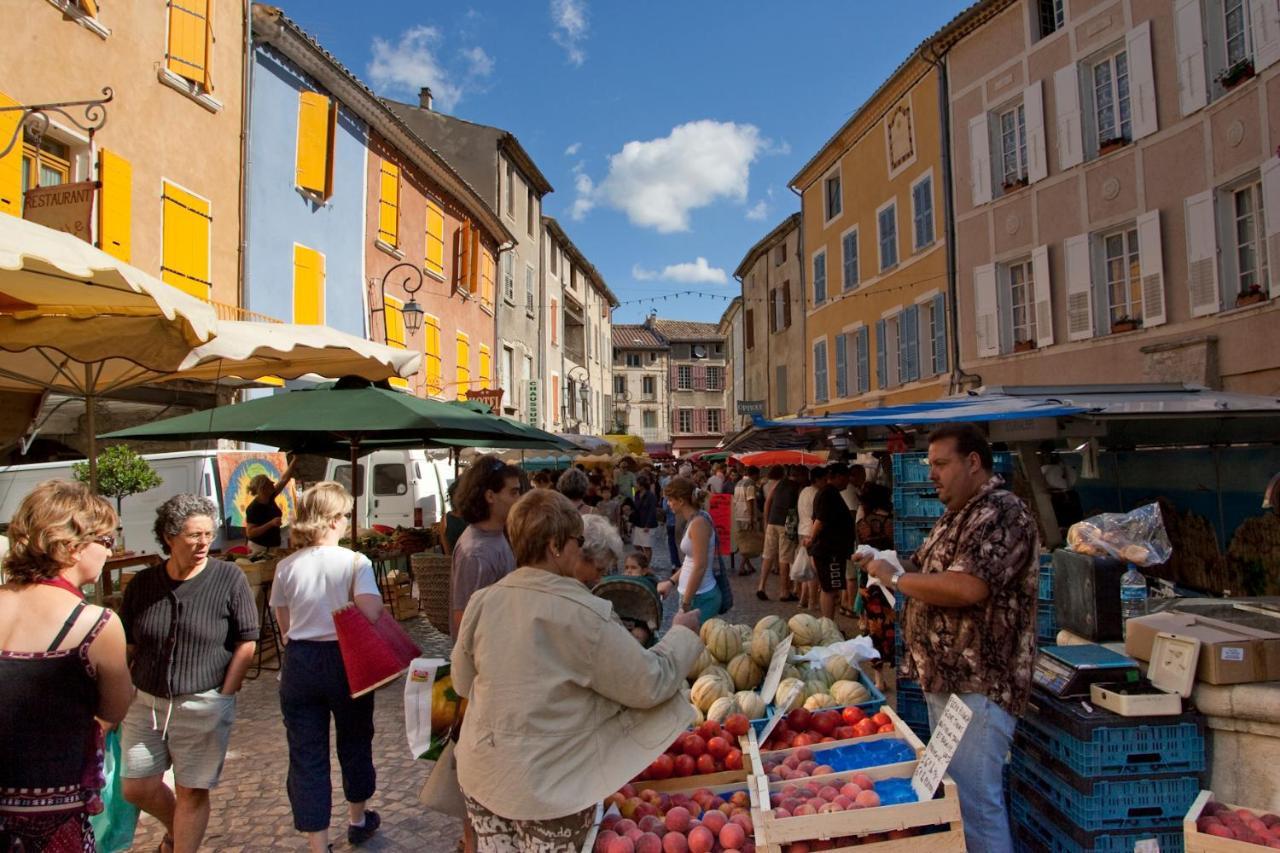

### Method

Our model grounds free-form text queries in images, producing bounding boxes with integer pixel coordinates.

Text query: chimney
[418,87,433,110]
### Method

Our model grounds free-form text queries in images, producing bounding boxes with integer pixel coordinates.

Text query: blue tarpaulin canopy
[749,395,1092,430]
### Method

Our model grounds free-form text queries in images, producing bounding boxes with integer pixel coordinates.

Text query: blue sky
[284,1,969,324]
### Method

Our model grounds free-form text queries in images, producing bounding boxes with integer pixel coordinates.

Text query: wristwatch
[890,573,902,591]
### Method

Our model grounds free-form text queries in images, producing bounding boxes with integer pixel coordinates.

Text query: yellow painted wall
[796,58,951,414]
[0,2,244,308]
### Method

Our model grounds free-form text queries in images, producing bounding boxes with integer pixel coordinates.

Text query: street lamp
[374,262,425,339]
[566,365,591,430]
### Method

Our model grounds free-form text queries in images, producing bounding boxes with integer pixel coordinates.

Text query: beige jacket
[451,566,702,821]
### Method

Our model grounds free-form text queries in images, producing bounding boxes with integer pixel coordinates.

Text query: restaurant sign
[24,181,96,243]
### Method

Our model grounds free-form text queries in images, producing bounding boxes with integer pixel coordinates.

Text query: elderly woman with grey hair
[120,494,259,853]
[573,514,625,587]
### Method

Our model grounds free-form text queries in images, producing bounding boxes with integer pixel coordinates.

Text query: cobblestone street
[130,551,866,852]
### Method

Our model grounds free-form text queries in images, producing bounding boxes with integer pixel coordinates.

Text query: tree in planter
[73,445,162,550]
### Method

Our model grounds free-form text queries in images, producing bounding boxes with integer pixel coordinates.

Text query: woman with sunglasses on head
[450,455,522,638]
[452,489,704,852]
[0,480,133,852]
[120,495,259,853]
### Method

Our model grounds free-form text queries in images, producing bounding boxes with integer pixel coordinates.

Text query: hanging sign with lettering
[911,694,973,801]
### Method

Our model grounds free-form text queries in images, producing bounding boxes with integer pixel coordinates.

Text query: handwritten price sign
[911,694,973,801]
[755,634,795,746]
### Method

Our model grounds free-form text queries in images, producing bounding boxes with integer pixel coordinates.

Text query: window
[166,0,213,91]
[875,316,900,389]
[424,314,443,395]
[373,464,407,496]
[424,199,445,277]
[1008,259,1038,344]
[384,295,406,348]
[776,365,788,413]
[745,309,755,349]
[292,244,324,324]
[550,299,558,343]
[1231,180,1269,296]
[706,366,724,391]
[643,375,657,397]
[455,333,471,399]
[501,251,514,302]
[824,172,842,221]
[161,180,211,299]
[1092,50,1132,146]
[377,160,399,248]
[842,228,859,290]
[1038,0,1064,38]
[834,333,849,398]
[812,250,827,305]
[706,409,723,434]
[295,91,336,198]
[527,187,535,235]
[643,410,657,428]
[505,161,515,217]
[480,251,495,309]
[614,375,626,395]
[781,281,792,329]
[912,176,934,250]
[549,242,558,275]
[20,135,71,196]
[878,202,898,271]
[922,294,949,376]
[478,344,492,389]
[501,346,514,399]
[855,326,871,393]
[525,265,535,314]
[813,340,829,403]
[1225,0,1249,67]
[999,104,1028,186]
[774,241,787,265]
[898,306,921,384]
[769,288,779,332]
[677,364,692,390]
[1103,227,1142,326]
[678,409,694,433]
[625,352,642,368]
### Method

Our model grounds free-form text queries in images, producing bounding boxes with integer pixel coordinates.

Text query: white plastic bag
[791,634,882,666]
[855,545,905,606]
[404,656,447,759]
[790,546,815,582]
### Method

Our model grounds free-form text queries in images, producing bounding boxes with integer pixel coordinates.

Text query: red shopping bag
[334,557,421,697]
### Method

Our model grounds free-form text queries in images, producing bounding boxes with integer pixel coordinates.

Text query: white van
[326,449,455,530]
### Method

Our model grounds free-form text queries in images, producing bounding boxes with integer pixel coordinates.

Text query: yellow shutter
[478,344,491,389]
[323,99,338,199]
[424,314,443,396]
[384,294,408,389]
[161,181,211,299]
[79,0,99,15]
[378,160,399,247]
[295,91,330,193]
[425,199,445,277]
[0,91,22,216]
[97,149,132,262]
[167,0,210,88]
[467,224,480,294]
[455,333,470,399]
[203,0,214,93]
[454,221,471,294]
[292,245,325,324]
[480,250,495,309]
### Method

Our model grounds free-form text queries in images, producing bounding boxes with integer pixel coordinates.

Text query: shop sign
[911,694,973,800]
[737,399,766,416]
[23,181,95,243]
[526,379,539,425]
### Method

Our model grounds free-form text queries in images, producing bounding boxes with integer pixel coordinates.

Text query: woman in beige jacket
[451,489,703,852]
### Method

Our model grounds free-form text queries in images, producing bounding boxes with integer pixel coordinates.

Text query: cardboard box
[1125,611,1280,685]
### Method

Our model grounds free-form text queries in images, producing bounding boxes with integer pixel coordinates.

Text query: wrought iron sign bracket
[0,87,114,159]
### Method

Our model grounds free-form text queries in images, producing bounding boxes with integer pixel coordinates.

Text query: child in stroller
[593,552,664,647]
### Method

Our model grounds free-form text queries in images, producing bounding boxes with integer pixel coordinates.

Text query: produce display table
[99,551,162,599]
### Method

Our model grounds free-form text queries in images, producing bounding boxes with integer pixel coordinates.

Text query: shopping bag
[90,729,139,853]
[335,556,421,698]
[790,546,815,582]
[418,739,466,818]
[736,528,764,558]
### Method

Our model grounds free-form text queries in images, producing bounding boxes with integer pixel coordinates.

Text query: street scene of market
[2,1,1280,852]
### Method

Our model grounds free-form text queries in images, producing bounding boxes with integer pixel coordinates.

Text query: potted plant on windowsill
[1219,58,1255,90]
[1236,283,1267,307]
[1099,136,1129,156]
[1002,176,1029,192]
[1111,315,1140,333]
[1013,338,1037,353]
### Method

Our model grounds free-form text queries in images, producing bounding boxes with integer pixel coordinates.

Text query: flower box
[1099,137,1129,156]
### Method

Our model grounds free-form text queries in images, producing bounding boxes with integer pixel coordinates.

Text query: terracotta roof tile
[612,325,666,349]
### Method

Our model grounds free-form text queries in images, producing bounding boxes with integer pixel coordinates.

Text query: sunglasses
[570,535,585,548]
[93,535,116,550]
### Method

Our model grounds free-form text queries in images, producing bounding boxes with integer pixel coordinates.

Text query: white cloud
[745,200,768,221]
[367,27,492,111]
[631,265,657,281]
[659,257,728,284]
[573,120,764,233]
[569,163,595,220]
[564,142,582,156]
[551,0,588,66]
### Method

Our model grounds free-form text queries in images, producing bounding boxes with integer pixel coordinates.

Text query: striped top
[121,559,260,698]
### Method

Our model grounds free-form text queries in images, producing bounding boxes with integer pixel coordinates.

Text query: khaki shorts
[763,524,797,565]
[121,688,236,789]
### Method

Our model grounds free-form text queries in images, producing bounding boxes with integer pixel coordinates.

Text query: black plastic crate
[1011,778,1184,852]
[1052,549,1127,641]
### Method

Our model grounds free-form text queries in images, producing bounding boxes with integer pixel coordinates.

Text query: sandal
[755,590,769,601]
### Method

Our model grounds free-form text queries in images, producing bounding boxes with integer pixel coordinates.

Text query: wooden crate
[1184,789,1279,852]
[622,733,753,793]
[746,706,927,781]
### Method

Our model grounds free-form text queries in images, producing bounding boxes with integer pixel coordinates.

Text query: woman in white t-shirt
[656,477,721,622]
[270,482,384,853]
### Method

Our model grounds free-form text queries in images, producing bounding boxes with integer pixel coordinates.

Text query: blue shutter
[857,327,870,393]
[932,293,948,375]
[902,305,920,382]
[814,340,828,402]
[875,319,887,389]
[834,333,848,397]
[813,253,827,304]
[842,231,858,290]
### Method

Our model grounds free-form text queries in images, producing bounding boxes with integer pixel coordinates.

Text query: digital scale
[1090,632,1200,717]
[1032,644,1140,698]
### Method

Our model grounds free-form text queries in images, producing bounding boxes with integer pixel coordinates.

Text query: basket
[411,552,451,632]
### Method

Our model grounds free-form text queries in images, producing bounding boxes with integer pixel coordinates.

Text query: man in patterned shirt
[858,424,1038,853]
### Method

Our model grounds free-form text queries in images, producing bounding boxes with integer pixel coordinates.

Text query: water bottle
[1120,564,1148,638]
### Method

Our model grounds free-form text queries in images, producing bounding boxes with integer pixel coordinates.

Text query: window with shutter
[160,180,212,300]
[875,320,887,389]
[783,281,793,328]
[1064,234,1096,338]
[1251,0,1280,71]
[1135,210,1168,326]
[812,251,827,304]
[377,160,399,247]
[480,251,496,309]
[0,91,21,216]
[969,113,993,206]
[479,345,492,389]
[768,289,778,333]
[502,251,514,302]
[424,314,443,396]
[296,91,332,195]
[166,0,212,92]
[900,307,920,383]
[384,294,406,348]
[455,333,471,399]
[550,299,558,343]
[425,200,445,277]
[930,295,948,375]
[813,340,828,403]
[842,229,859,290]
[878,202,898,270]
[1175,0,1209,116]
[824,172,842,221]
[1126,22,1158,140]
[856,327,871,393]
[292,245,325,325]
[973,264,1000,356]
[745,309,755,349]
[834,334,849,398]
[1024,81,1048,183]
[97,149,132,262]
[911,176,934,250]
[1263,156,1280,299]
[1054,64,1084,170]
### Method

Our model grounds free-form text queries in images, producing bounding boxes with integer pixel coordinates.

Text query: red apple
[853,718,878,738]
[725,748,744,770]
[841,706,866,725]
[683,735,707,758]
[787,708,812,730]
[724,713,750,737]
[648,754,673,780]
[695,753,717,775]
[811,711,839,736]
[706,736,731,760]
[697,720,723,742]
[673,754,696,777]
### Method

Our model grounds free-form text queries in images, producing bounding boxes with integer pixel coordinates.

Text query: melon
[702,665,733,689]
[735,690,767,720]
[773,677,806,711]
[824,655,857,684]
[691,673,733,713]
[700,617,728,645]
[804,677,830,699]
[782,664,803,682]
[749,630,779,668]
[754,614,788,643]
[690,701,705,725]
[688,647,716,681]
[706,695,739,724]
[804,693,837,711]
[703,620,742,663]
[817,617,843,646]
[788,613,823,646]
[830,679,872,707]
[734,623,753,647]
[727,653,764,691]
[802,663,832,687]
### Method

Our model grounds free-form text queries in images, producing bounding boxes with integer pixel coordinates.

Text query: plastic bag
[854,545,904,606]
[791,635,882,667]
[403,657,466,761]
[790,546,815,582]
[1067,502,1172,566]
[91,729,139,853]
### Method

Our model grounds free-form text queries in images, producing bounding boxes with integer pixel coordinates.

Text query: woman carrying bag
[271,483,384,852]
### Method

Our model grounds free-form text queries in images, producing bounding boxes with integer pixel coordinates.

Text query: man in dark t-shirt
[805,463,854,619]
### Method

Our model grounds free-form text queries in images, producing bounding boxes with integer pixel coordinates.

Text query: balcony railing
[211,300,284,324]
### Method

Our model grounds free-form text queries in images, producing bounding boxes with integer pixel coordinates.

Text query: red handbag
[333,556,421,697]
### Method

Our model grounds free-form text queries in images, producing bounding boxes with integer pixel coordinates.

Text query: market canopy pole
[1015,440,1063,548]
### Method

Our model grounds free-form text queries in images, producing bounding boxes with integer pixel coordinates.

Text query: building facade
[611,323,670,446]
[948,0,1280,393]
[651,318,730,455]
[735,213,805,418]
[792,54,952,416]
[1,0,246,309]
[718,297,745,432]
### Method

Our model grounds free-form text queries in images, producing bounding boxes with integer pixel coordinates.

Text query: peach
[807,797,825,811]
[787,844,810,853]
[687,826,715,853]
[792,803,817,816]
[813,765,835,776]
[595,830,619,853]
[731,791,750,808]
[819,802,844,813]
[614,819,638,837]
[784,754,802,769]
[773,807,792,819]
[635,833,662,853]
[664,806,691,834]
[851,773,875,790]
[700,809,727,835]
[795,747,815,761]
[638,815,664,835]
[780,784,799,799]
[834,795,854,810]
[839,782,862,799]
[818,786,840,801]
[855,789,881,809]
[730,812,754,834]
[605,835,635,853]
[720,822,747,849]
[798,760,818,774]
[620,798,641,818]
[661,832,688,853]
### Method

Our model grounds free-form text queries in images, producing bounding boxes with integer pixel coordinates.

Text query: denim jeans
[925,691,1015,853]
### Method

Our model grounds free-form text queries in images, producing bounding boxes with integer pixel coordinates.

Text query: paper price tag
[911,694,973,801]
[755,635,795,747]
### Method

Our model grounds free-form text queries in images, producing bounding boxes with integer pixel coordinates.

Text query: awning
[750,395,1091,430]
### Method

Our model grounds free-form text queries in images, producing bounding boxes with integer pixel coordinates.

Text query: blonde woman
[270,482,384,852]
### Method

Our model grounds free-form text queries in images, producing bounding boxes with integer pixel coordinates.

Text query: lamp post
[565,364,590,432]
[372,262,426,342]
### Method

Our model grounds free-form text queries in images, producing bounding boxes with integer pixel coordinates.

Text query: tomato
[683,735,707,757]
[877,723,895,733]
[706,736,731,760]
[649,753,674,779]
[698,720,723,742]
[724,748,744,770]
[871,712,892,728]
[853,718,878,738]
[695,753,718,775]
[674,754,696,777]
[841,706,866,726]
[723,713,751,738]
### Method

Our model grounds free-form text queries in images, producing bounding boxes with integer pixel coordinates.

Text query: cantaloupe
[788,613,823,646]
[706,695,739,724]
[727,653,764,691]
[804,676,830,699]
[804,693,836,711]
[817,617,843,646]
[702,665,733,689]
[700,617,728,645]
[754,614,788,643]
[688,647,716,681]
[749,630,779,668]
[703,620,742,663]
[735,690,766,720]
[830,679,871,707]
[773,677,806,711]
[691,673,733,712]
[824,655,857,684]
[734,623,753,647]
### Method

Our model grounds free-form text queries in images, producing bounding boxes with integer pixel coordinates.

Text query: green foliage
[73,445,163,511]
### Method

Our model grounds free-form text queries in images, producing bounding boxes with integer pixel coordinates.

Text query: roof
[648,318,723,342]
[612,324,666,350]
[384,100,554,197]
[251,5,513,247]
[733,213,801,279]
[543,216,619,307]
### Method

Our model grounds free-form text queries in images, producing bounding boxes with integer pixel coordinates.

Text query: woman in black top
[121,495,259,853]
[244,456,297,553]
[0,480,133,852]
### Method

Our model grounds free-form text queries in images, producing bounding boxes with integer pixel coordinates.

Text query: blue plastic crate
[1009,750,1201,831]
[891,453,934,485]
[749,668,885,736]
[1037,601,1058,643]
[894,520,934,554]
[1011,781,1184,853]
[895,679,929,734]
[1039,563,1054,601]
[892,487,945,520]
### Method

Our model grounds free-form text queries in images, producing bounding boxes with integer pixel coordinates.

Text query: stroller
[592,576,664,648]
